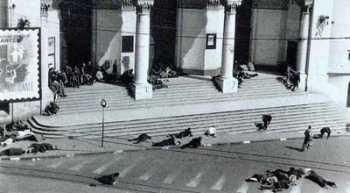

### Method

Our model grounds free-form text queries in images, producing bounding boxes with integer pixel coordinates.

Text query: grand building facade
[93,0,350,107]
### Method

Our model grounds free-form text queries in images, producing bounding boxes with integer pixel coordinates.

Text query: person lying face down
[305,170,336,188]
[95,172,119,185]
[181,137,202,149]
[128,133,152,144]
[169,128,193,139]
[152,135,180,147]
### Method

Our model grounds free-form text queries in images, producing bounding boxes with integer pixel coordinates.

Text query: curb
[2,131,349,162]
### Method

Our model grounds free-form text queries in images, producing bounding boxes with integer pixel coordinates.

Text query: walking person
[302,126,312,151]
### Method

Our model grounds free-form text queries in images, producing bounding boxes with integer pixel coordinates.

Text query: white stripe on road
[163,171,181,184]
[47,159,64,169]
[139,168,155,181]
[186,172,203,188]
[210,175,226,191]
[119,157,145,178]
[93,156,123,174]
[69,160,91,171]
[236,182,249,193]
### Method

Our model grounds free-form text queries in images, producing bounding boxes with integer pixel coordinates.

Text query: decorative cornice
[207,0,223,8]
[135,0,154,13]
[223,0,241,13]
[122,0,134,8]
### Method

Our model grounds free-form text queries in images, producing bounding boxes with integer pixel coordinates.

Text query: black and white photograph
[0,0,350,193]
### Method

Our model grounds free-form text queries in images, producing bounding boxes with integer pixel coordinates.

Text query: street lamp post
[100,99,107,147]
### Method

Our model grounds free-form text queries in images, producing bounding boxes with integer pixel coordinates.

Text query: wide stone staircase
[29,102,348,139]
[29,73,349,140]
[54,73,304,114]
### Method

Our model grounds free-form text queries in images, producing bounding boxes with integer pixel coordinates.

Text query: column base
[131,83,153,100]
[214,76,238,94]
[298,73,307,91]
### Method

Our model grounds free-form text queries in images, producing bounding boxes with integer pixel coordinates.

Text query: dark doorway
[0,102,9,114]
[59,0,92,69]
[151,0,177,72]
[235,0,252,65]
[286,41,298,71]
[347,82,350,108]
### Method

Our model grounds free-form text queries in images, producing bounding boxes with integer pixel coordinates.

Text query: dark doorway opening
[59,0,92,70]
[0,102,9,114]
[151,0,177,73]
[286,41,298,72]
[235,0,252,65]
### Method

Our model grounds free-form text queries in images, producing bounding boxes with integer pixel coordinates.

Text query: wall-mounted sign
[0,28,40,102]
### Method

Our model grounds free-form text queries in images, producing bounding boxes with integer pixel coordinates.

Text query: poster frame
[0,27,42,103]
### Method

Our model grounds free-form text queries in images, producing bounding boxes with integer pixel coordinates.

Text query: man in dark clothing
[262,114,272,130]
[95,172,119,185]
[152,135,177,147]
[0,148,25,156]
[320,127,331,139]
[128,133,151,144]
[181,137,202,149]
[170,128,193,139]
[305,170,336,188]
[302,126,312,151]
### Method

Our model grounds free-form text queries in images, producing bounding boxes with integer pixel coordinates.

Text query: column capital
[223,0,241,14]
[135,0,154,13]
[206,0,223,9]
[295,0,313,11]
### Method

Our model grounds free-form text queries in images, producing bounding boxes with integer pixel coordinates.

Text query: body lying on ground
[181,137,202,149]
[152,135,178,147]
[128,133,151,144]
[169,128,193,139]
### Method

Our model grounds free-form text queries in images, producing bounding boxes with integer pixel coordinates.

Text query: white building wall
[329,0,350,72]
[307,0,334,93]
[120,9,136,75]
[250,9,288,67]
[176,8,206,74]
[204,7,224,74]
[93,8,136,76]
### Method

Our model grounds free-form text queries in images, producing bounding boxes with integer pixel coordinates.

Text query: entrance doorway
[286,41,298,72]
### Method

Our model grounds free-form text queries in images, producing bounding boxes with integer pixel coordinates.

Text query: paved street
[1,136,350,193]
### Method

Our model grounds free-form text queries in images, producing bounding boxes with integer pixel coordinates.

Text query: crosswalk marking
[163,172,180,184]
[93,156,123,174]
[210,175,226,191]
[262,190,273,193]
[47,159,64,169]
[119,156,146,178]
[236,182,249,193]
[139,168,155,181]
[186,172,203,188]
[69,160,91,171]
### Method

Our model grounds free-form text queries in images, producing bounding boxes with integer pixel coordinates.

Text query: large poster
[0,29,40,101]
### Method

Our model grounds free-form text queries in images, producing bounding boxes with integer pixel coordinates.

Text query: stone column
[132,0,153,100]
[215,0,241,93]
[296,4,312,91]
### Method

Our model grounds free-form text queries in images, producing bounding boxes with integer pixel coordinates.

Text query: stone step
[41,103,338,132]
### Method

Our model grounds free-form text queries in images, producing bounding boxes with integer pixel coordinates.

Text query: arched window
[347,82,350,107]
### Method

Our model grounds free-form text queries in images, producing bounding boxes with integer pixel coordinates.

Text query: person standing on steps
[302,126,312,151]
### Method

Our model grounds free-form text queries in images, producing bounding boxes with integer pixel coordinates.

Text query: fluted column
[215,0,241,93]
[297,2,312,91]
[132,0,153,100]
